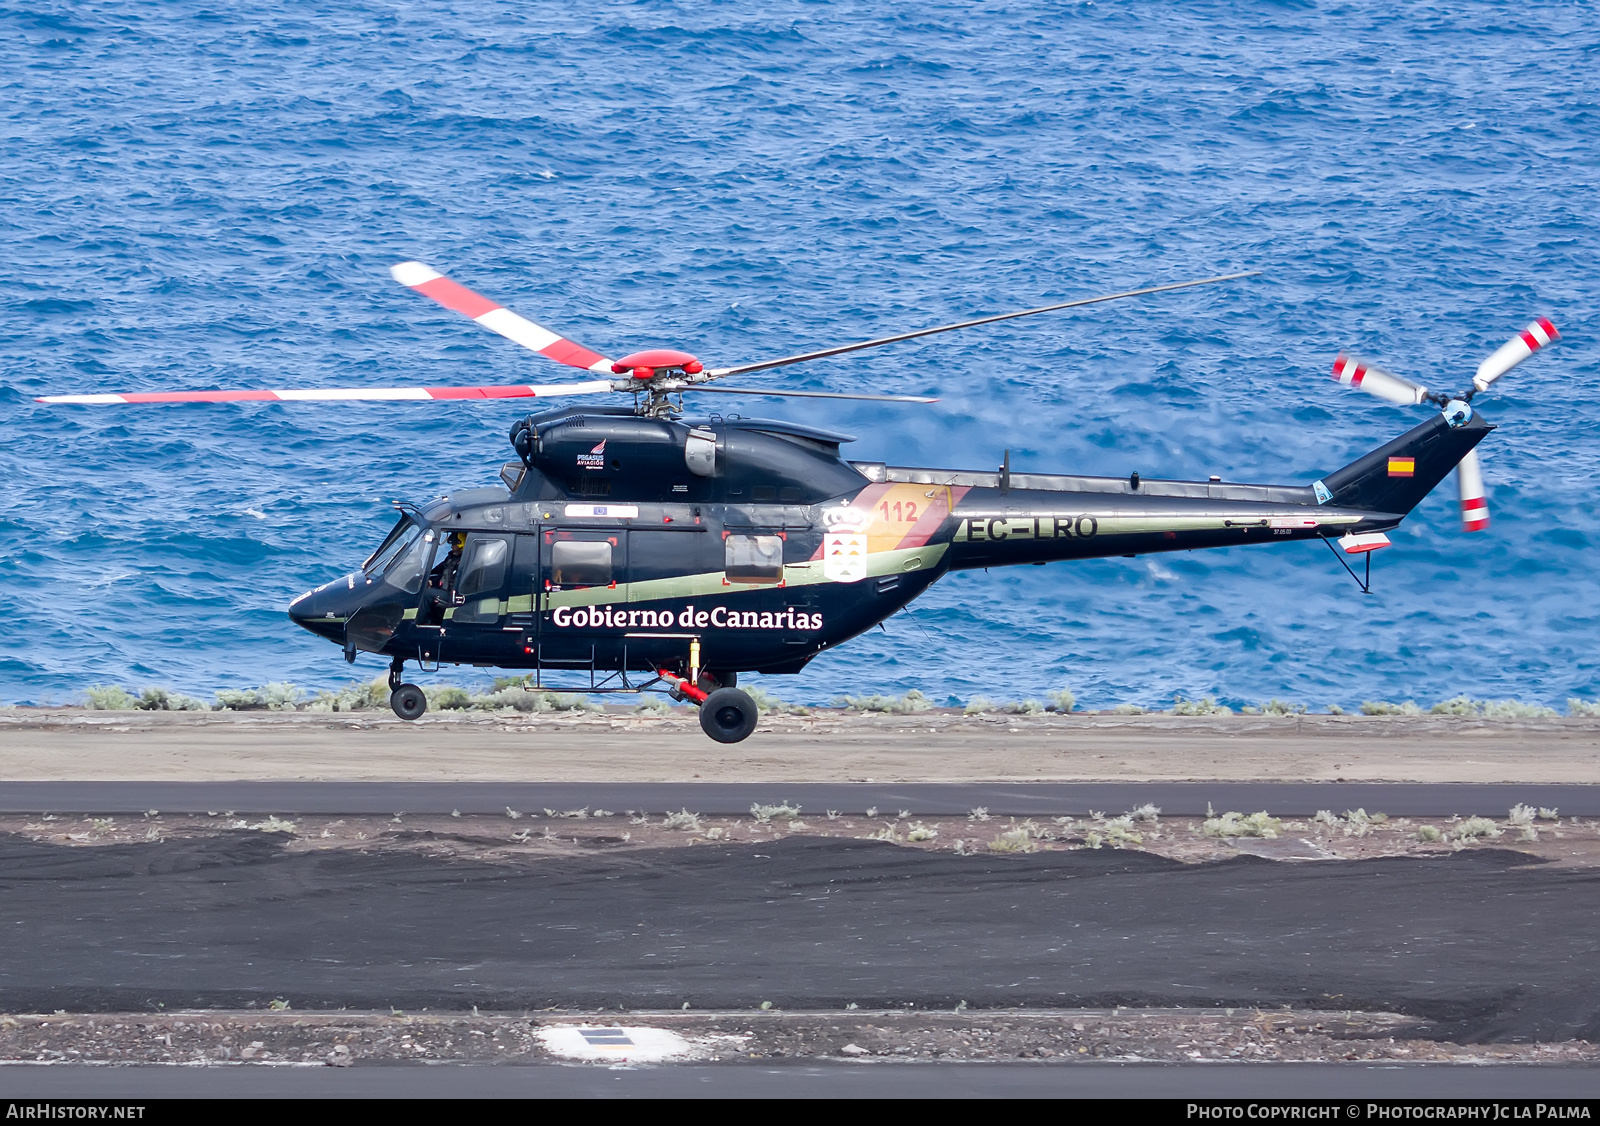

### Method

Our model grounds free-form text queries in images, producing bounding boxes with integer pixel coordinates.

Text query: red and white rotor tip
[35,381,615,405]
[1331,354,1429,406]
[1473,318,1559,393]
[1457,448,1489,533]
[389,260,615,375]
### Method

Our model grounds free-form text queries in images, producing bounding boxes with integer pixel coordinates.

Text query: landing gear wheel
[699,686,758,744]
[390,683,427,721]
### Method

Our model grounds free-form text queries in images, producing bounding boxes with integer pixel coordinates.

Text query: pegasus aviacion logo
[576,440,607,470]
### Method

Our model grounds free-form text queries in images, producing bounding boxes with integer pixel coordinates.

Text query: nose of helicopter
[287,576,360,640]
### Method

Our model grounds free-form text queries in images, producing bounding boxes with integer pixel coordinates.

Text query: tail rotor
[1328,318,1561,533]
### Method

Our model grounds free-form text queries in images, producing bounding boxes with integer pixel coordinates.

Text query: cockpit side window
[451,535,512,625]
[458,536,510,597]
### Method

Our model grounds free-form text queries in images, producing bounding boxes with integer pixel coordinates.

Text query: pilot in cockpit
[423,532,467,621]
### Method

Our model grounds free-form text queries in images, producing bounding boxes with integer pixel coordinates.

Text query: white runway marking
[538,1025,692,1063]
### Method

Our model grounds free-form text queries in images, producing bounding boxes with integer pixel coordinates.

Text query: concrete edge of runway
[3,1061,1600,1100]
[3,781,1598,817]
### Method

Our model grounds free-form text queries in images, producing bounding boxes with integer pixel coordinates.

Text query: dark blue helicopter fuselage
[287,405,1486,686]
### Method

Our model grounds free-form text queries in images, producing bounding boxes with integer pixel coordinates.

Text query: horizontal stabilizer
[1339,532,1392,554]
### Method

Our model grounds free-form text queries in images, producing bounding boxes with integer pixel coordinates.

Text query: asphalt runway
[3,1062,1599,1100]
[4,780,1598,817]
[2,830,1597,1042]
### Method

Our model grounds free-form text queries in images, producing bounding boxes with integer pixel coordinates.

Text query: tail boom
[880,415,1487,572]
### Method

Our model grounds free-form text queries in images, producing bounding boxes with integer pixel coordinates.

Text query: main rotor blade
[391,261,615,375]
[1457,447,1489,532]
[1473,317,1559,392]
[1331,354,1430,406]
[684,385,938,403]
[36,381,616,405]
[706,271,1260,379]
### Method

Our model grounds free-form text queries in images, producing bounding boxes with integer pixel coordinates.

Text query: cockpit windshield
[382,529,431,594]
[363,518,433,594]
[362,517,420,576]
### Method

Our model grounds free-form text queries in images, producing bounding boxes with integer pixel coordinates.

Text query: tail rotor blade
[391,261,615,375]
[1457,448,1489,532]
[37,381,616,405]
[1331,354,1430,405]
[1473,317,1559,392]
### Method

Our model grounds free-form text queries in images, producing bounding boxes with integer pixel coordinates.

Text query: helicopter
[39,264,1559,742]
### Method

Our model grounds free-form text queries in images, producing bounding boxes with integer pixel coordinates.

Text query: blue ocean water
[2,0,1596,709]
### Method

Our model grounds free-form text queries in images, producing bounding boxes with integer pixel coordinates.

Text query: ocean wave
[1,0,1595,707]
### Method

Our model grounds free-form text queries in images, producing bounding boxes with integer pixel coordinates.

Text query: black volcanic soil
[2,817,1598,1049]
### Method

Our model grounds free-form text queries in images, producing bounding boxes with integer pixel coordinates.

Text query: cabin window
[725,534,784,585]
[629,530,713,588]
[551,539,612,588]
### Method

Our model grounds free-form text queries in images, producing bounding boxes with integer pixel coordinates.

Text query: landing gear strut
[388,657,426,721]
[698,668,736,693]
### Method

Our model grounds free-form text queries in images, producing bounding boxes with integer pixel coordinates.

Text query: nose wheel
[390,682,427,721]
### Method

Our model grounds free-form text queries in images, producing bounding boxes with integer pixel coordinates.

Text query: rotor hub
[612,349,703,379]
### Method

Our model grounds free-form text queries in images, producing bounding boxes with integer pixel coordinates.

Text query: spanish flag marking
[1387,457,1415,478]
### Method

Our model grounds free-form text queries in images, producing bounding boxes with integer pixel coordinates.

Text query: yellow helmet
[449,531,467,550]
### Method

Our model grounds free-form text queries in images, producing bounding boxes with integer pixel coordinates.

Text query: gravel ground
[5,706,1599,784]
[4,804,1596,868]
[4,1009,1599,1068]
